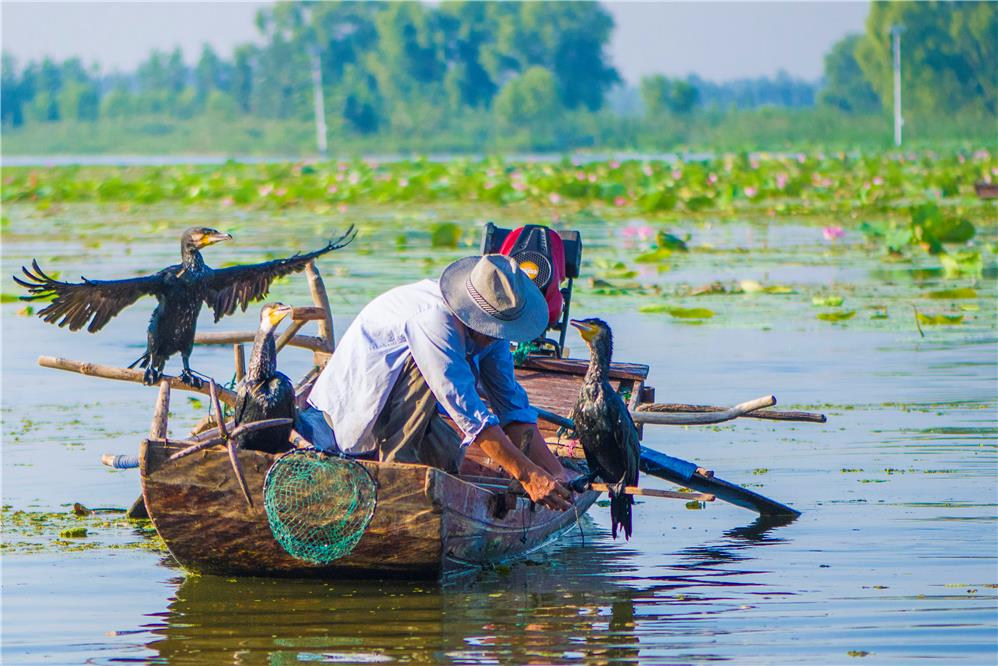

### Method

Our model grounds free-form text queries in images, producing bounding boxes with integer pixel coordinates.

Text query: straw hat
[440,254,548,342]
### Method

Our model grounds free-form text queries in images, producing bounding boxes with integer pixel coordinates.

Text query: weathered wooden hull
[141,438,598,579]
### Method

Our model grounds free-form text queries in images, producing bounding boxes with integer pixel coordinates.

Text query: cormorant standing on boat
[233,303,295,454]
[569,318,640,539]
[14,225,355,387]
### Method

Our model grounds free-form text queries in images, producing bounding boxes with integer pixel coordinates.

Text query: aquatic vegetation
[817,311,857,322]
[1,504,167,555]
[2,151,993,222]
[812,295,845,307]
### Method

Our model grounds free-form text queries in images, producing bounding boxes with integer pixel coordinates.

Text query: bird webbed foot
[179,369,203,389]
[143,367,161,386]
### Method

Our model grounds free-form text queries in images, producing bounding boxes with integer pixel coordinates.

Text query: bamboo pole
[305,260,335,352]
[589,483,714,501]
[290,306,327,322]
[38,356,237,406]
[629,395,776,425]
[276,319,309,353]
[636,402,826,424]
[148,380,171,439]
[194,331,326,352]
[465,474,715,502]
[233,344,246,383]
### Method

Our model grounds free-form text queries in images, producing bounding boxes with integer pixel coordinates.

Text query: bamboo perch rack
[38,356,238,406]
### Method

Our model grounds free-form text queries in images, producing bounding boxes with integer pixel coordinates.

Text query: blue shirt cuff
[497,406,538,427]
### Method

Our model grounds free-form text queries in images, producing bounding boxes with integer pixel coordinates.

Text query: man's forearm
[475,424,542,483]
[503,421,568,480]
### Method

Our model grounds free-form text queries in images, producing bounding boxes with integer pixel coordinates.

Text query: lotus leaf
[817,311,856,322]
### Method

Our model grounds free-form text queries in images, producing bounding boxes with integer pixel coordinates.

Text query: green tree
[493,65,560,127]
[855,1,997,116]
[640,75,699,116]
[820,34,881,113]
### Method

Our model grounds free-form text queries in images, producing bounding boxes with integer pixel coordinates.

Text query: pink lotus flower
[221,197,234,207]
[576,171,587,181]
[327,185,339,194]
[610,160,620,169]
[257,184,274,197]
[776,173,789,190]
[614,196,628,207]
[512,181,527,192]
[620,224,654,241]
[642,165,654,177]
[749,159,760,169]
[672,169,683,180]
[549,192,562,205]
[823,225,845,241]
[744,186,758,198]
[588,173,598,183]
[872,176,884,186]
[707,173,718,185]
[398,178,409,188]
[348,172,360,185]
[337,203,348,213]
[275,187,287,196]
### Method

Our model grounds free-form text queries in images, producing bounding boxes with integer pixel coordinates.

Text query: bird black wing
[13,259,166,333]
[610,391,641,486]
[203,226,356,321]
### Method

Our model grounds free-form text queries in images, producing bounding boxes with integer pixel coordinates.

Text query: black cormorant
[569,318,640,540]
[15,225,355,387]
[233,302,295,454]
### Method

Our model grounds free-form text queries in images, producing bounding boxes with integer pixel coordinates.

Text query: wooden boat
[41,262,809,579]
[140,358,620,579]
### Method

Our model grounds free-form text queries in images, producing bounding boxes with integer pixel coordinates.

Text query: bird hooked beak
[266,303,293,328]
[570,319,598,342]
[197,230,233,248]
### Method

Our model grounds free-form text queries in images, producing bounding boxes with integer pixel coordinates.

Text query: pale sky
[0,1,869,82]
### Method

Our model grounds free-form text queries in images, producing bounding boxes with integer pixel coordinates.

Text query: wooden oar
[636,402,827,424]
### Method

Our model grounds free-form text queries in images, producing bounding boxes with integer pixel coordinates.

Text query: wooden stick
[291,306,327,322]
[38,356,237,406]
[305,260,335,352]
[164,418,294,461]
[464,474,715,503]
[149,380,171,439]
[589,483,714,501]
[629,395,776,425]
[194,331,326,352]
[636,402,826,424]
[276,319,308,354]
[233,344,246,382]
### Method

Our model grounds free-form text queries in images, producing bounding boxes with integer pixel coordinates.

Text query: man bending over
[302,254,573,511]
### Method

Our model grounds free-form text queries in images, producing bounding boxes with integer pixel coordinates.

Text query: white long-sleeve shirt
[307,280,537,455]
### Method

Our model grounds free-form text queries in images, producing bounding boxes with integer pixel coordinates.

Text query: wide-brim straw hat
[440,254,548,342]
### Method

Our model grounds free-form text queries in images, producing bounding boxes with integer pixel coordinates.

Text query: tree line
[1,0,993,145]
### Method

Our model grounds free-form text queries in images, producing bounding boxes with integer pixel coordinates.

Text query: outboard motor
[481,222,582,357]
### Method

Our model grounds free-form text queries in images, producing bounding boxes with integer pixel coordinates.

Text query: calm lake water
[2,203,995,664]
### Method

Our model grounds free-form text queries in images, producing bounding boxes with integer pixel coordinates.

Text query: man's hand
[521,468,573,511]
[475,424,573,512]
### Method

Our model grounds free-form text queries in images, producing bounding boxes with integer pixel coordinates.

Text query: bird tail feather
[609,479,633,540]
[128,352,150,369]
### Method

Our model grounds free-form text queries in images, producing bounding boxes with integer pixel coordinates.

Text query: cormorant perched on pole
[569,318,640,540]
[233,303,296,454]
[14,225,355,387]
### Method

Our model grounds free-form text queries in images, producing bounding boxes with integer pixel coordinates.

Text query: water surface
[2,203,995,664]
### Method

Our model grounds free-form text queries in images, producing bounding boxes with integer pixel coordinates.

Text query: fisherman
[301,254,574,511]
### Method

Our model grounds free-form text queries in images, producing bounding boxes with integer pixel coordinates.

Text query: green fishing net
[263,451,378,564]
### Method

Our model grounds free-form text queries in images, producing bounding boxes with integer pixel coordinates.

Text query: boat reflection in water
[144,514,795,664]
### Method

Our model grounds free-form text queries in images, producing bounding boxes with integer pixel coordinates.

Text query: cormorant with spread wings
[14,225,355,387]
